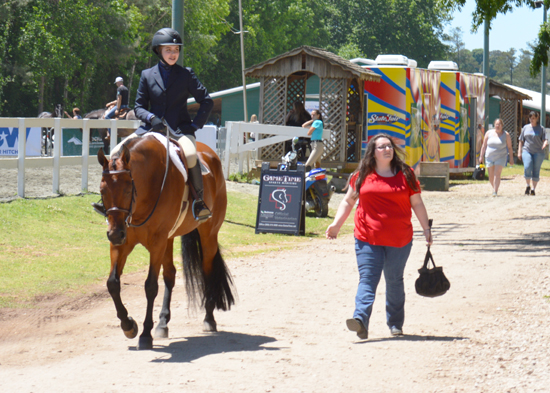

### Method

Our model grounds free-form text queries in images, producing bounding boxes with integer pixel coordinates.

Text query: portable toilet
[428,61,486,168]
[362,55,440,168]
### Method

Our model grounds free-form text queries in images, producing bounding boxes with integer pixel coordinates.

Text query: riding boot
[189,164,212,221]
[91,200,107,217]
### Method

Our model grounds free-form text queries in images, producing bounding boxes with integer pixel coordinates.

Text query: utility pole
[238,0,248,121]
[483,18,490,133]
[542,4,547,129]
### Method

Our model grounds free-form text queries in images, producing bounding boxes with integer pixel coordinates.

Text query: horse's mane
[84,108,105,119]
[38,111,52,118]
[111,134,161,161]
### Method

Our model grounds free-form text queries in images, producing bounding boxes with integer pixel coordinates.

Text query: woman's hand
[325,223,340,240]
[423,228,433,246]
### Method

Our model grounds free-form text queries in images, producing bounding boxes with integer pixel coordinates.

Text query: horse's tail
[181,229,235,311]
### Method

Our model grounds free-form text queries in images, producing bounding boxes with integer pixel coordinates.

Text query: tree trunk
[38,76,45,114]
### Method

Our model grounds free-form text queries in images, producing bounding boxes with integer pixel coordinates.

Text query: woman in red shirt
[326,134,432,340]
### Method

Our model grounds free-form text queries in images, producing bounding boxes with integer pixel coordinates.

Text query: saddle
[104,105,130,120]
[115,107,130,120]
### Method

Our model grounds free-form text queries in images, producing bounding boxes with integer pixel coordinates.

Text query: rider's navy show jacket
[134,63,213,135]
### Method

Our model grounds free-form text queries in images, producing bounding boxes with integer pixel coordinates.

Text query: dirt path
[1,174,549,392]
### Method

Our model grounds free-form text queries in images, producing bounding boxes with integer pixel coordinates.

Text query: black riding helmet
[152,27,183,61]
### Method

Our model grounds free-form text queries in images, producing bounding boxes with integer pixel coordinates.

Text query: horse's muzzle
[107,227,127,246]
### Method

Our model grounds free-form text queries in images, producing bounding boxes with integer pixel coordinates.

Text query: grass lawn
[0,190,353,308]
[450,158,550,186]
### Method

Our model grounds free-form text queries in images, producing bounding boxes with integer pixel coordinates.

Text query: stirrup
[91,201,107,217]
[192,199,212,221]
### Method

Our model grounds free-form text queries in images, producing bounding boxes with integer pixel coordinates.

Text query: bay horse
[96,134,234,350]
[85,108,138,152]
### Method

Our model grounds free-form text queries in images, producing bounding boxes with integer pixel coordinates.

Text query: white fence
[0,117,141,197]
[223,121,310,179]
[0,118,311,197]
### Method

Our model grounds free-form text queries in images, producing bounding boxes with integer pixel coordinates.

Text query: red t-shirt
[350,169,420,248]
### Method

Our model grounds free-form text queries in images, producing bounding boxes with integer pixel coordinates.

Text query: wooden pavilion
[489,79,532,154]
[244,46,380,168]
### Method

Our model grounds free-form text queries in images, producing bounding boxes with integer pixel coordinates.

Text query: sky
[446,0,544,52]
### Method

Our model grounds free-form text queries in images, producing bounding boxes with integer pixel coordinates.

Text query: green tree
[201,0,330,92]
[442,0,546,78]
[445,27,465,68]
[324,0,451,68]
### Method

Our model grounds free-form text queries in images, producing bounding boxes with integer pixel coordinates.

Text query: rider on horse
[93,27,214,222]
[105,77,130,119]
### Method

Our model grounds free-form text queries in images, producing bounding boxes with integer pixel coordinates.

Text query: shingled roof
[244,45,380,83]
[489,79,532,101]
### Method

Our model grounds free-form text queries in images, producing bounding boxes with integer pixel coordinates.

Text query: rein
[104,123,172,228]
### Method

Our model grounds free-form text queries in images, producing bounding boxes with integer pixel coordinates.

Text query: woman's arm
[479,132,489,164]
[517,140,523,160]
[410,193,433,245]
[326,185,358,240]
[307,126,316,136]
[302,119,313,128]
[506,132,514,166]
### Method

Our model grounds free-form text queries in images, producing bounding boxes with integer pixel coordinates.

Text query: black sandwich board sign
[255,162,306,236]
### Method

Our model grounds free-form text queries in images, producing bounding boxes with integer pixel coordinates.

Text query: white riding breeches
[110,132,197,169]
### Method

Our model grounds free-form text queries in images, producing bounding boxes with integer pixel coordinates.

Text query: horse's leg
[154,239,176,339]
[138,241,166,350]
[107,243,139,339]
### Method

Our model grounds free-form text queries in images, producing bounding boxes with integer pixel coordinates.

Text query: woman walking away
[285,101,312,158]
[478,118,514,197]
[325,133,432,340]
[519,111,548,196]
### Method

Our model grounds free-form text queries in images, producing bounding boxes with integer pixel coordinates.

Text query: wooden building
[244,46,380,168]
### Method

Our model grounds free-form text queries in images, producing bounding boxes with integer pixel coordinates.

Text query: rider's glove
[169,127,183,138]
[179,123,198,134]
[150,115,165,131]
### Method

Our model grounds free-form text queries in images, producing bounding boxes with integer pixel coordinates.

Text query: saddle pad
[147,132,187,182]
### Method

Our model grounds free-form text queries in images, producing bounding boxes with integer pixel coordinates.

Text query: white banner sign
[0,127,42,156]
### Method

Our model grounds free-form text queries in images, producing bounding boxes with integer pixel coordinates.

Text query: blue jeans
[522,150,544,182]
[105,105,129,119]
[353,238,413,331]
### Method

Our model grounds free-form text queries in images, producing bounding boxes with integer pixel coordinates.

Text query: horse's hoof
[122,317,139,339]
[154,326,169,339]
[203,320,217,332]
[137,336,153,350]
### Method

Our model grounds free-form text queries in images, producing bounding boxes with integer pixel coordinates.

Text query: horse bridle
[101,122,171,228]
[101,169,136,227]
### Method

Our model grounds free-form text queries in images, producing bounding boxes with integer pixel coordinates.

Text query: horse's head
[98,145,134,246]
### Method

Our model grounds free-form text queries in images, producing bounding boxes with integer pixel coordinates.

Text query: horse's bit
[100,169,137,227]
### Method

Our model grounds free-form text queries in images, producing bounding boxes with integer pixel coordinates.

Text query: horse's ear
[120,144,131,167]
[97,148,107,167]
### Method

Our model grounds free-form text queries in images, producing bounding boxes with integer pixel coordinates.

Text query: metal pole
[483,18,490,133]
[238,0,248,122]
[542,5,547,129]
[172,0,184,66]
